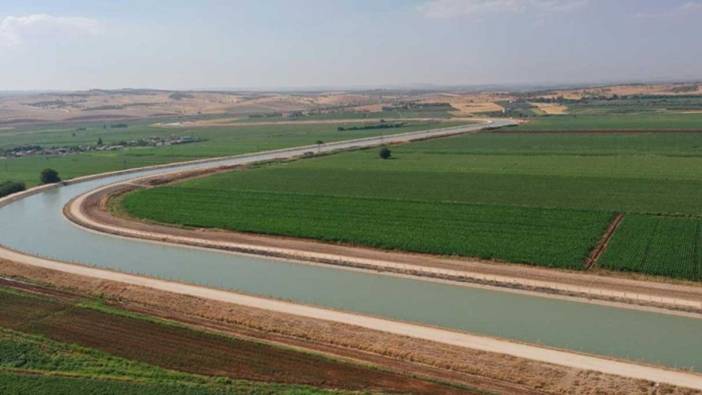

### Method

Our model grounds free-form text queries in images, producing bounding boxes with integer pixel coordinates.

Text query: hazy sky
[1,0,701,90]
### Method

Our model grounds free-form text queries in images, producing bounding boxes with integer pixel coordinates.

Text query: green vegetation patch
[1,328,333,395]
[599,215,702,281]
[0,372,332,395]
[0,181,25,198]
[0,328,201,384]
[123,188,611,268]
[0,284,458,393]
[563,95,702,115]
[181,167,702,216]
[0,120,456,187]
[513,113,702,131]
[123,129,702,272]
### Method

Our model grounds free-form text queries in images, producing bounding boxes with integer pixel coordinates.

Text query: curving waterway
[2,122,702,373]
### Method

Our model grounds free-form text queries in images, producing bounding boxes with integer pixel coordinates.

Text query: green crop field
[0,119,459,187]
[562,95,702,115]
[599,215,702,281]
[123,188,611,268]
[0,328,199,383]
[174,131,702,215]
[513,112,702,131]
[122,123,702,279]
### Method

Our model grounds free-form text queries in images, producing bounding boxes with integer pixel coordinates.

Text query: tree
[316,140,323,153]
[97,137,103,146]
[0,181,25,198]
[40,168,61,184]
[379,147,391,160]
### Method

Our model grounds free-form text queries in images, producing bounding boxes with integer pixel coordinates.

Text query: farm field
[0,118,458,187]
[0,283,462,394]
[123,188,611,268]
[599,215,702,281]
[0,373,330,395]
[513,112,702,132]
[560,95,702,115]
[122,124,702,280]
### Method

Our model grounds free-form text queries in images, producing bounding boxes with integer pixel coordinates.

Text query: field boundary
[585,212,624,269]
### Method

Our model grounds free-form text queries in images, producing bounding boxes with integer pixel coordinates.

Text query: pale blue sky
[1,0,701,90]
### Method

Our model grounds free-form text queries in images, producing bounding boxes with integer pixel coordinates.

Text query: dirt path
[71,182,702,314]
[585,212,625,269]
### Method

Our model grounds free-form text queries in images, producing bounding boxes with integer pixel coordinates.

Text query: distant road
[152,116,480,128]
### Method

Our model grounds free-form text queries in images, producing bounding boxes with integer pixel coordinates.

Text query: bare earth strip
[585,213,625,269]
[73,182,702,315]
[530,102,568,115]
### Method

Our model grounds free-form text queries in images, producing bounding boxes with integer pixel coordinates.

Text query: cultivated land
[2,261,699,394]
[122,109,702,280]
[123,186,611,269]
[0,119,459,188]
[0,279,470,395]
[515,112,702,131]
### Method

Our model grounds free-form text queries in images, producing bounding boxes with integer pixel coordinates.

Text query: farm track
[585,212,625,269]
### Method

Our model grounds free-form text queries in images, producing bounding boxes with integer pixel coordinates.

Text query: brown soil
[3,260,697,394]
[530,103,568,115]
[0,278,471,394]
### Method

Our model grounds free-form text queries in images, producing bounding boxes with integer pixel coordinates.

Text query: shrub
[379,147,391,160]
[40,168,61,184]
[0,181,26,198]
